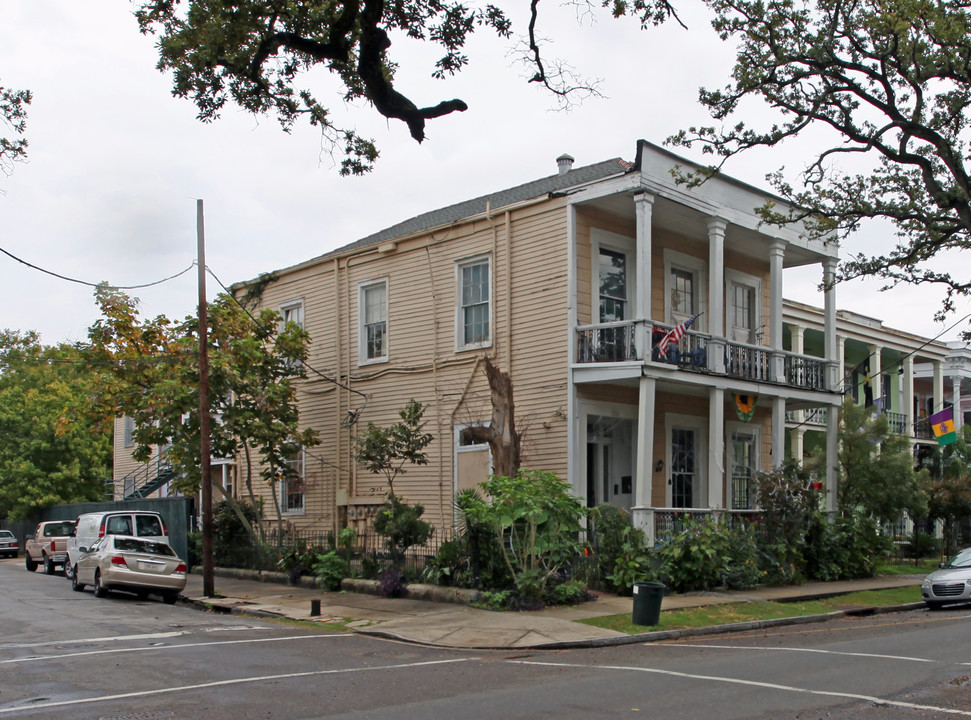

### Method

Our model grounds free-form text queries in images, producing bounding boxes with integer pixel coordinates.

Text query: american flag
[655,314,700,356]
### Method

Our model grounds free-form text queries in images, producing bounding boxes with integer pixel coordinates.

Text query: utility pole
[197,199,214,597]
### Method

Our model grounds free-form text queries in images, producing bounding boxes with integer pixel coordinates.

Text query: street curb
[354,602,928,650]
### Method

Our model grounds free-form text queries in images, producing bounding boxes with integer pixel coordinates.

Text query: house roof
[266,157,633,279]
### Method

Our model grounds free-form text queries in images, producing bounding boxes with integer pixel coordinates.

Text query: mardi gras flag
[733,393,757,422]
[930,407,957,446]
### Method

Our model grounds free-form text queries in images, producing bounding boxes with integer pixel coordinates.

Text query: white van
[65,510,169,580]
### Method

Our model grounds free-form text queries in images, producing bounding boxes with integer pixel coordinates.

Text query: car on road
[71,534,186,604]
[0,530,18,558]
[922,546,971,609]
[66,510,169,581]
[25,520,76,574]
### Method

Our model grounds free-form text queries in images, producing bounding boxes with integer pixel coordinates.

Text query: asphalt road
[2,557,970,720]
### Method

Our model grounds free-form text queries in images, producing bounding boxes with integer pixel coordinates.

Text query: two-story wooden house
[216,140,845,543]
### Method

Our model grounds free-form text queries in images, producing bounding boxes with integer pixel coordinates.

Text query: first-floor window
[281,448,305,514]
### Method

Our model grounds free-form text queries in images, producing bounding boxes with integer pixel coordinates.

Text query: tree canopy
[0,82,30,182]
[0,331,111,520]
[671,0,971,322]
[134,0,677,175]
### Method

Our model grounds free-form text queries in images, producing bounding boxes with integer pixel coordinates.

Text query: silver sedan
[71,534,187,604]
[922,546,971,609]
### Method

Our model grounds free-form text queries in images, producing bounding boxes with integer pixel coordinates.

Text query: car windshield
[945,549,971,569]
[43,522,75,537]
[0,531,13,538]
[113,538,176,557]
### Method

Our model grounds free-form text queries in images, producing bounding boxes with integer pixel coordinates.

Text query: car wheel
[64,561,74,581]
[93,570,109,598]
[71,567,84,592]
[43,554,55,575]
[25,553,37,572]
[162,592,178,605]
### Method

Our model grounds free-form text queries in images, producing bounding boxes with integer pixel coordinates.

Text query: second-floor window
[123,416,135,447]
[280,300,304,368]
[670,267,696,322]
[458,257,490,348]
[599,248,627,323]
[360,281,388,363]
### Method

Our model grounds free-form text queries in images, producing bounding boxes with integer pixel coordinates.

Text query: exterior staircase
[107,447,178,500]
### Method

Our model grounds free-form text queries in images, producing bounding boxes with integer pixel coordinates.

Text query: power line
[0,245,196,289]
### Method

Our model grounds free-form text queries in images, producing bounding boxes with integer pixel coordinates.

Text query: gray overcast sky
[1,1,968,347]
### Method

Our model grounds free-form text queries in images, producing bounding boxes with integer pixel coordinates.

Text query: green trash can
[632,581,665,626]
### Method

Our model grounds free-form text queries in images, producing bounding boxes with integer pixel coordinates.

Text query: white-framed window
[663,250,707,332]
[456,256,491,350]
[358,280,388,364]
[727,423,760,510]
[280,300,304,329]
[591,229,636,323]
[279,300,304,368]
[726,269,762,344]
[280,447,305,515]
[123,416,135,448]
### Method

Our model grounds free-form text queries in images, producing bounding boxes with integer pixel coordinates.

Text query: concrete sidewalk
[180,570,926,650]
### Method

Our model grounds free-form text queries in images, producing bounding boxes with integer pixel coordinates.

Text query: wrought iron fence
[653,508,762,545]
[576,321,639,362]
[784,352,826,390]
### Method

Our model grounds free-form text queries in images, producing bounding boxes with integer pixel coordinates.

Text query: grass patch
[875,559,939,575]
[578,585,923,635]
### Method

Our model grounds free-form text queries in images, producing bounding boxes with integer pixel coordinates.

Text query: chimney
[556,153,575,175]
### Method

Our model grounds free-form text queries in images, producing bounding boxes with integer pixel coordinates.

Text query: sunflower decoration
[734,393,757,422]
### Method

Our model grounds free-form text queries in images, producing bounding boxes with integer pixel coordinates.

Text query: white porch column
[792,324,805,355]
[868,344,882,407]
[953,379,963,431]
[769,240,785,382]
[708,387,725,509]
[635,376,656,510]
[791,427,805,465]
[634,193,655,357]
[708,218,727,338]
[772,397,786,469]
[903,355,915,439]
[826,406,839,512]
[837,336,846,392]
[823,257,839,391]
[934,361,945,414]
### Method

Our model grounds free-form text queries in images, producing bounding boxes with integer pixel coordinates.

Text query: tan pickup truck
[25,520,76,574]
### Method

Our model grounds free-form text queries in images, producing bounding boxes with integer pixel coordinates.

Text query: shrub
[377,567,407,598]
[462,469,585,603]
[721,525,763,590]
[373,494,433,568]
[313,551,348,591]
[803,512,888,581]
[654,518,734,592]
[588,505,651,594]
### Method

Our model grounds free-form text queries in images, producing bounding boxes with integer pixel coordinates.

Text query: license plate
[137,560,165,572]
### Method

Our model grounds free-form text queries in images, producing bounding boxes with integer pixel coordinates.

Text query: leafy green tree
[133,0,677,174]
[922,426,971,556]
[0,331,110,520]
[0,82,30,181]
[671,0,971,321]
[838,399,928,524]
[354,399,432,497]
[88,286,318,538]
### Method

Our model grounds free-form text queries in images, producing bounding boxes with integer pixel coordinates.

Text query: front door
[586,416,634,511]
[670,427,696,508]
